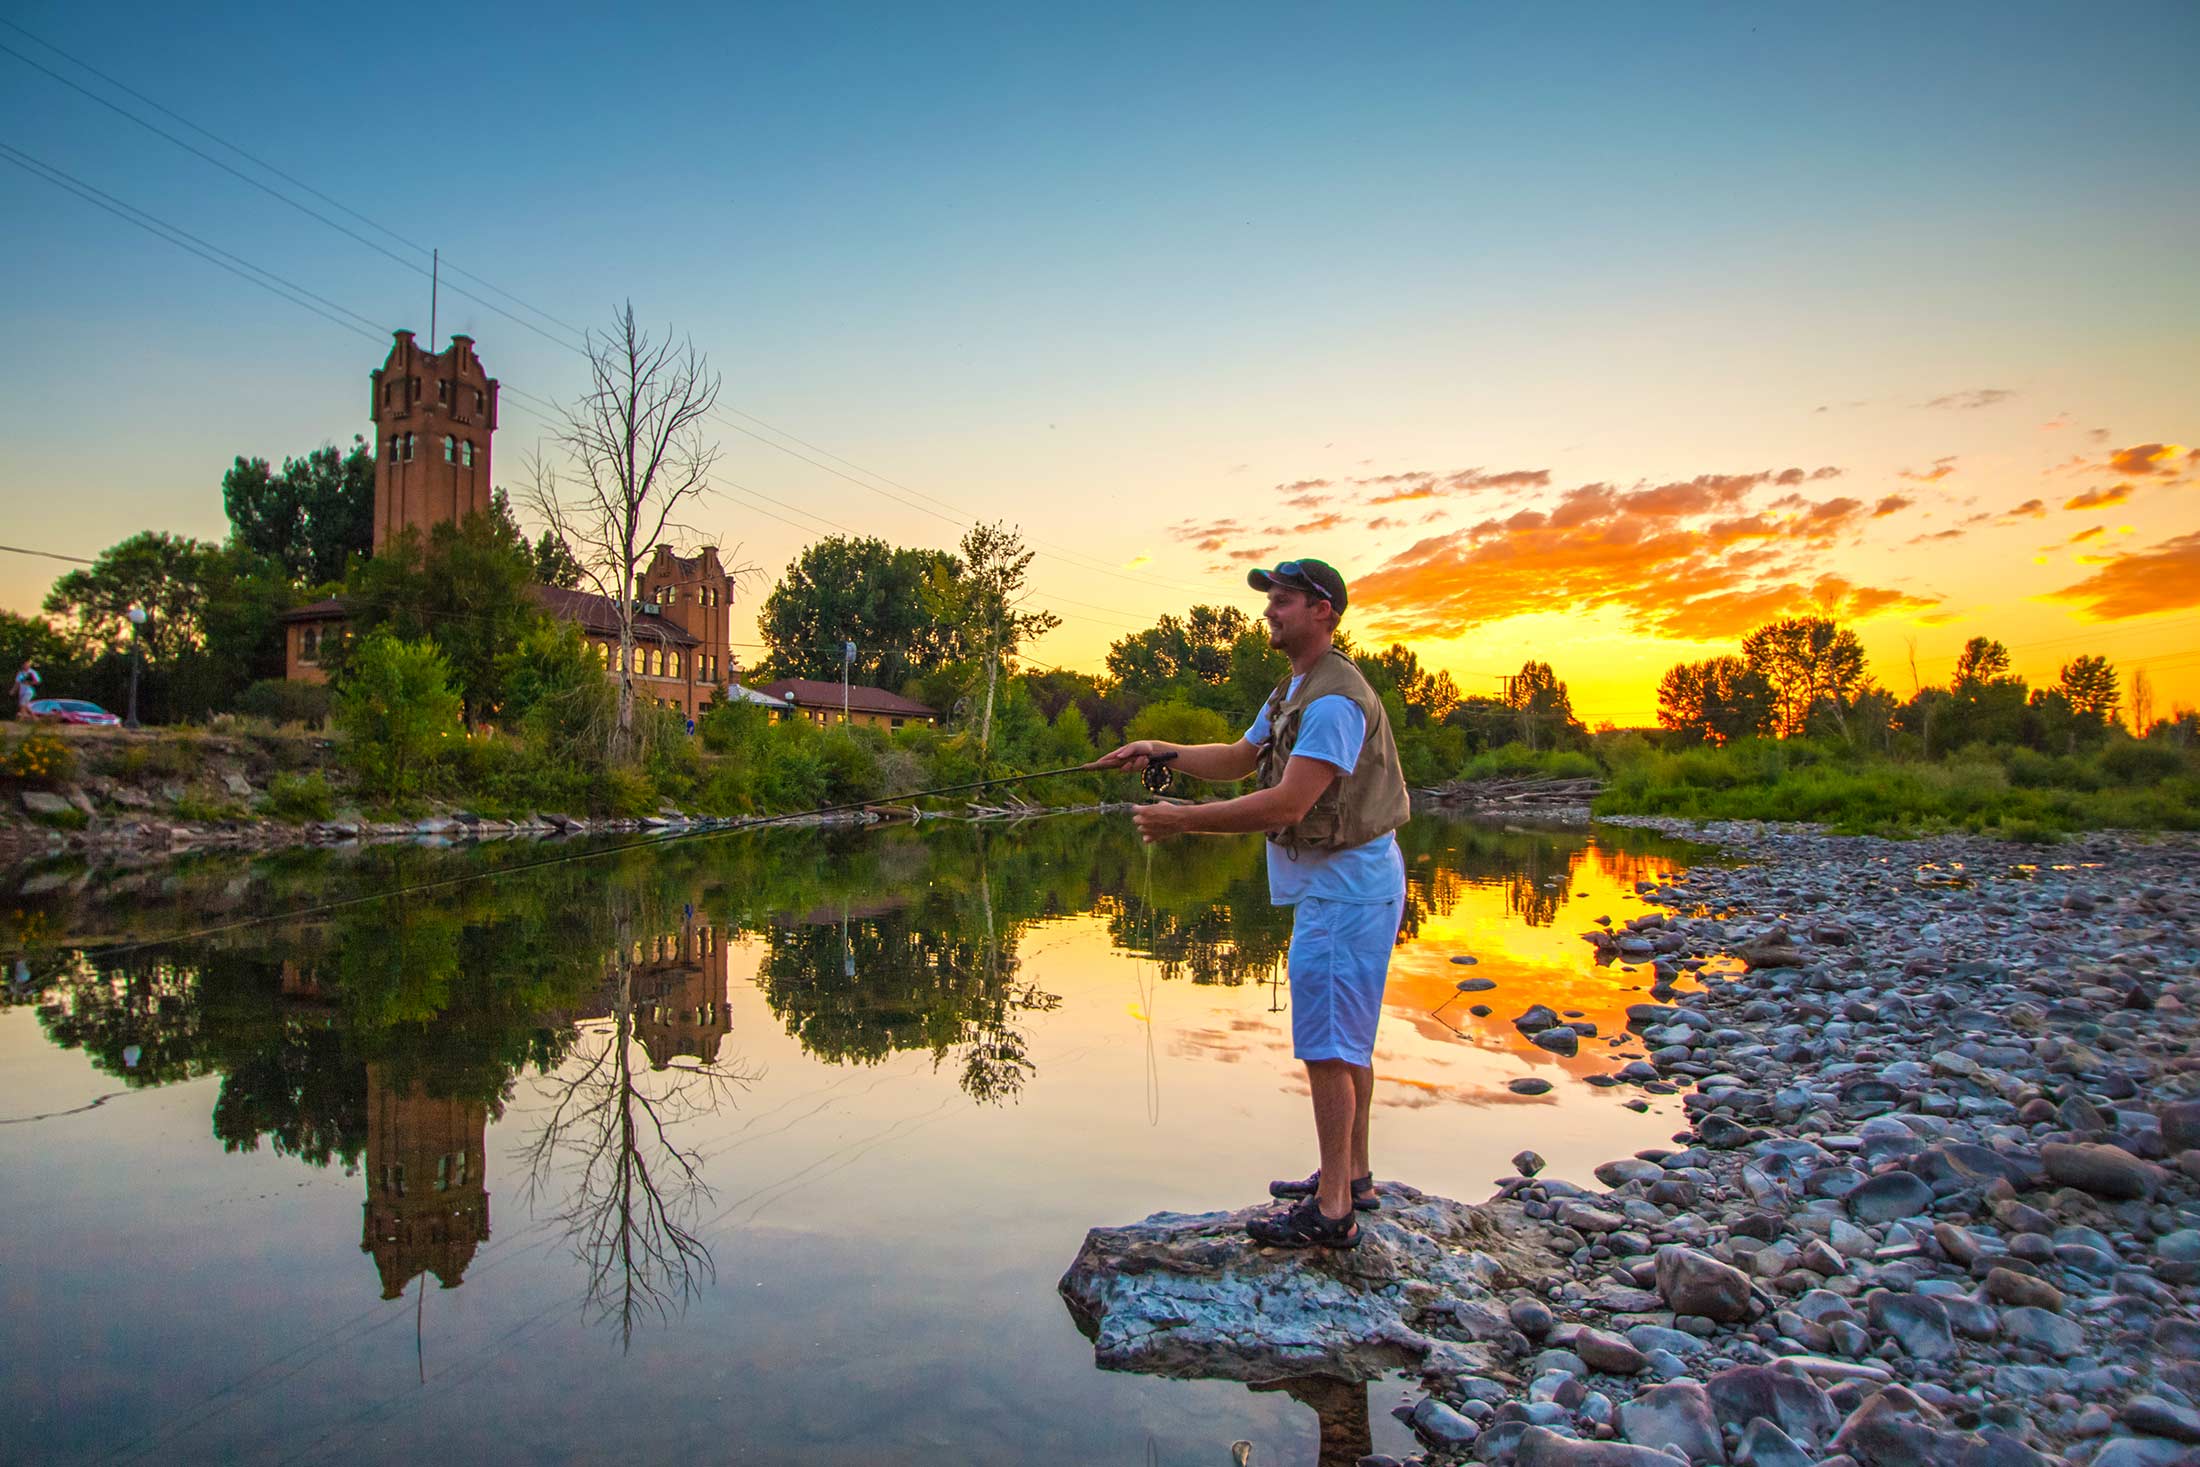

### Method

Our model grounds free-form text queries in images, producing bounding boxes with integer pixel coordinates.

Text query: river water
[0,814,1708,1465]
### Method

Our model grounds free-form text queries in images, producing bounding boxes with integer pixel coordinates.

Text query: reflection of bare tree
[521,921,757,1350]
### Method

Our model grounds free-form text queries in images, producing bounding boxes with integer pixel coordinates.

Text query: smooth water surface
[0,815,1706,1464]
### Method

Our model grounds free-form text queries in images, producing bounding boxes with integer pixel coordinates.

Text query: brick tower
[370,329,499,551]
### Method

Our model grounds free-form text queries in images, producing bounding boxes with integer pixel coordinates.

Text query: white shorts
[1287,894,1403,1066]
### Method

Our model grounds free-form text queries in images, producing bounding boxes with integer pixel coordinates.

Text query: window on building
[409,375,420,400]
[387,435,399,464]
[669,652,682,678]
[381,381,391,407]
[404,433,416,461]
[443,435,456,463]
[891,717,904,729]
[437,378,451,403]
[460,439,474,467]
[299,627,320,664]
[474,388,485,414]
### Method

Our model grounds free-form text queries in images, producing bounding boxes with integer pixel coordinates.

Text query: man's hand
[1132,800,1193,843]
[1093,739,1169,771]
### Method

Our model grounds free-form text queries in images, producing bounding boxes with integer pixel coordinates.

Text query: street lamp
[124,605,147,729]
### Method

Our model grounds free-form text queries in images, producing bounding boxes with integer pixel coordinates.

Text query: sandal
[1247,1195,1361,1250]
[1268,1170,1379,1211]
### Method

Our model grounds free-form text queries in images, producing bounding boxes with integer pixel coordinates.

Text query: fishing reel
[1141,749,1179,796]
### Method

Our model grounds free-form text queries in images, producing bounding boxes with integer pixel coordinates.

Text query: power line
[0,143,388,349]
[0,23,1216,602]
[0,39,586,359]
[0,542,96,566]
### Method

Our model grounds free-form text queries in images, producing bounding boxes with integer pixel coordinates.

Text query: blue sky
[2,1,2195,715]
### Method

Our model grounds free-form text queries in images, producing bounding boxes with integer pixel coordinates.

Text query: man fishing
[1096,558,1409,1249]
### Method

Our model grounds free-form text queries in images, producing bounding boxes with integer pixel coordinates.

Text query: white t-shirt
[1244,677,1406,907]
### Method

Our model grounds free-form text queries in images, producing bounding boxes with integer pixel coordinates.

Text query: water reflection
[0,814,1707,1462]
[522,906,756,1348]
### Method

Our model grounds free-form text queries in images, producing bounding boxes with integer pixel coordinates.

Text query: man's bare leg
[1349,1061,1374,1182]
[1307,1059,1360,1219]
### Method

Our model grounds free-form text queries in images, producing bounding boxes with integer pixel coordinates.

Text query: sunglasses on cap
[1267,561,1332,604]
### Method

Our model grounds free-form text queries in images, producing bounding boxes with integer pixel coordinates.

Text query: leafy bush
[0,730,76,785]
[2100,737,2184,785]
[1452,742,1599,782]
[1126,699,1237,747]
[261,771,337,822]
[335,632,462,802]
[236,678,335,728]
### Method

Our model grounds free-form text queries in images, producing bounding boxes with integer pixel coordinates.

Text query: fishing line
[1135,842,1163,1127]
[39,753,1182,962]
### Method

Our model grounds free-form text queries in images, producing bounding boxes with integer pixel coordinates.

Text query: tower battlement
[369,329,500,551]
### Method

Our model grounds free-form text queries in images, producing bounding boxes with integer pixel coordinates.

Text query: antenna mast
[429,248,439,347]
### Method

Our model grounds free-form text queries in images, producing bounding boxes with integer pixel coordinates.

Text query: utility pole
[124,605,147,729]
[429,248,438,347]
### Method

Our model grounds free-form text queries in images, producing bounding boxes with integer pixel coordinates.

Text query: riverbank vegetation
[5,464,2194,837]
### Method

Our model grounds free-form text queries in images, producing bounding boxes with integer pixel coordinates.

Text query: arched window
[387,435,399,463]
[460,439,474,467]
[443,435,456,464]
[403,433,416,461]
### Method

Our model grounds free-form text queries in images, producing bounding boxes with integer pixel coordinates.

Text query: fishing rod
[37,751,1186,960]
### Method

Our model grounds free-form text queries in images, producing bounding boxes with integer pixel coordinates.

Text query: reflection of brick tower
[370,329,499,551]
[633,919,731,1070]
[360,1065,490,1299]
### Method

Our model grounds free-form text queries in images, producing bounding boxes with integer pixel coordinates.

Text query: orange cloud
[2067,525,2106,545]
[2047,531,2200,619]
[1363,466,1552,506]
[1899,457,1958,482]
[1923,388,2014,410]
[1350,473,1934,642]
[2064,483,2133,511]
[2001,498,2048,519]
[2106,442,2185,478]
[1874,495,1914,517]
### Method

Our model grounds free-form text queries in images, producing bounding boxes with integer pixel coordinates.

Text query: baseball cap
[1247,558,1347,612]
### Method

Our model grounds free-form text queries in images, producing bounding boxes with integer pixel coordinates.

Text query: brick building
[752,677,939,730]
[279,332,744,720]
[371,330,498,551]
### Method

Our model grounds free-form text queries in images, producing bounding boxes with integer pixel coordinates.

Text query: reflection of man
[1098,558,1409,1248]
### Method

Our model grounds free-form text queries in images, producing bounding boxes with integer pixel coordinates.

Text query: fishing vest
[1254,647,1412,856]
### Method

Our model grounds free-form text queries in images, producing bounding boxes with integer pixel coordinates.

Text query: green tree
[532,529,585,589]
[1125,699,1236,747]
[336,632,462,801]
[1363,643,1461,728]
[1740,617,1868,738]
[221,438,375,584]
[2059,655,2120,725]
[42,531,218,661]
[0,611,77,705]
[1503,661,1582,751]
[1954,636,2012,686]
[927,523,1061,758]
[1657,655,1776,745]
[1106,606,1256,699]
[759,536,961,686]
[343,510,542,727]
[1945,634,2028,746]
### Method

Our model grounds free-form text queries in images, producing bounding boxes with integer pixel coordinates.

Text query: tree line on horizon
[1654,616,2192,755]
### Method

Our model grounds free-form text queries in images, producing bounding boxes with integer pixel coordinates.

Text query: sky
[1,1,2195,725]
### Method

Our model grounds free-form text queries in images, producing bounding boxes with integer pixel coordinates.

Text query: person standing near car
[13,660,38,718]
[1095,557,1409,1249]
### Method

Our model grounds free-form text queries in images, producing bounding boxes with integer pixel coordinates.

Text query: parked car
[26,698,121,727]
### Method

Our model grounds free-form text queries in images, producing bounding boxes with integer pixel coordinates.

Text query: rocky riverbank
[1062,820,2200,1466]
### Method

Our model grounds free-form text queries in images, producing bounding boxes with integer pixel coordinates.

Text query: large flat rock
[1058,1182,1563,1383]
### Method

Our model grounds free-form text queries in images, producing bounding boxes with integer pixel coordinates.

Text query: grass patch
[260,771,337,823]
[1594,736,2200,836]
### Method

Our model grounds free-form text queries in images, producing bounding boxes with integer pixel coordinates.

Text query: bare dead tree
[524,302,722,762]
[520,922,758,1351]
